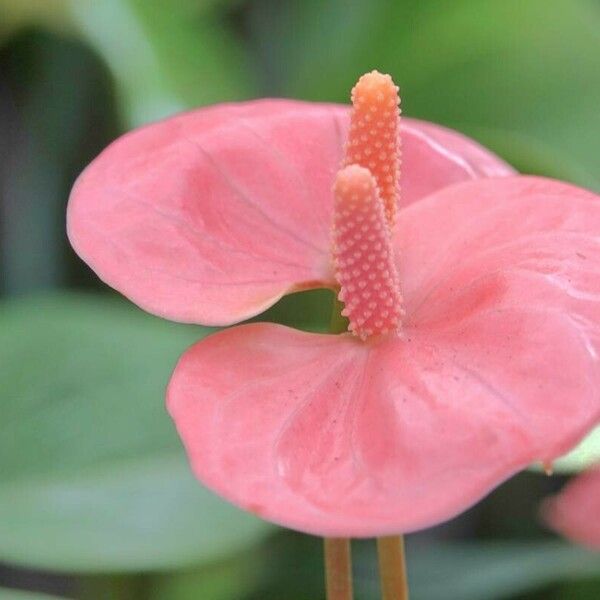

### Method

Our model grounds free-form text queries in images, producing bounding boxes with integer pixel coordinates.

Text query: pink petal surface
[392,176,600,465]
[542,465,600,550]
[67,100,513,326]
[168,176,600,537]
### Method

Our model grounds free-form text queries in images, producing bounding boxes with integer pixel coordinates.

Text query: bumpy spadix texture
[344,71,400,226]
[542,465,600,549]
[67,100,513,326]
[168,176,600,536]
[332,165,403,339]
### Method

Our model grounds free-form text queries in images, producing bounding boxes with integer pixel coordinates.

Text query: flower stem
[377,535,409,600]
[323,294,353,599]
[324,537,354,599]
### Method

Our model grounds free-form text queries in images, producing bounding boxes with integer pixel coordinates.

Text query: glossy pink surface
[168,176,600,536]
[67,100,513,325]
[543,465,600,550]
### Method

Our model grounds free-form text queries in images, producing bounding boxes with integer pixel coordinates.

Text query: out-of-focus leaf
[0,30,118,295]
[556,579,600,599]
[68,0,254,125]
[403,542,600,600]
[149,552,265,600]
[0,0,254,126]
[463,127,599,191]
[547,427,600,474]
[244,532,324,600]
[0,590,63,600]
[251,0,600,189]
[0,1,71,40]
[252,289,333,332]
[0,0,239,48]
[0,293,270,572]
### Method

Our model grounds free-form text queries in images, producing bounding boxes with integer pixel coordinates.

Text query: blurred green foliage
[67,0,254,126]
[0,29,117,295]
[0,294,269,572]
[0,590,64,600]
[248,0,600,190]
[0,0,254,125]
[537,427,600,475]
[1,0,599,598]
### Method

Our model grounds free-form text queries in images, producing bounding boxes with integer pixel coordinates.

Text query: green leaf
[0,29,118,295]
[0,293,270,572]
[252,289,333,332]
[0,590,64,600]
[0,0,254,127]
[67,0,254,126]
[0,1,71,40]
[403,542,600,600]
[149,552,265,600]
[555,579,600,600]
[548,427,600,474]
[256,0,600,189]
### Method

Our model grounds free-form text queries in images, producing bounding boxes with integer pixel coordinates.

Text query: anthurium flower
[68,71,600,538]
[67,77,513,327]
[542,465,600,550]
[165,170,600,536]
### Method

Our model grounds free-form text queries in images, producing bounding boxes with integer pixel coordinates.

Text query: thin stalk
[324,537,353,600]
[323,295,353,599]
[377,535,409,600]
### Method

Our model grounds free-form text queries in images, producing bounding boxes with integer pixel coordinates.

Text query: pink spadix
[332,71,404,340]
[332,165,403,339]
[343,71,401,227]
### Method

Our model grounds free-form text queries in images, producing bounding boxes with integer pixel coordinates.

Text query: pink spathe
[68,76,600,539]
[67,100,513,326]
[167,176,600,536]
[543,465,600,550]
